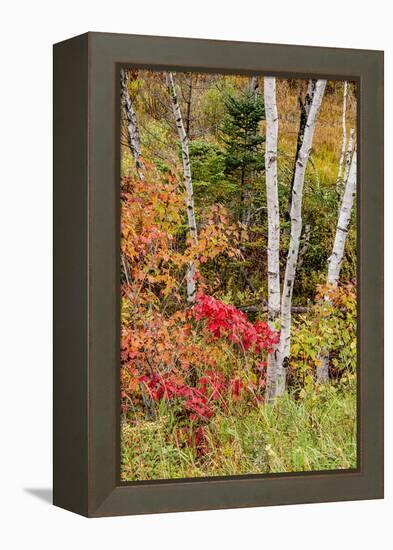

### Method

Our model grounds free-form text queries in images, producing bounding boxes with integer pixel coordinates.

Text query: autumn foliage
[119,72,357,480]
[120,165,280,451]
[194,292,279,354]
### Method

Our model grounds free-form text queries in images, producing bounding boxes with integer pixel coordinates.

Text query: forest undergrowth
[120,72,358,480]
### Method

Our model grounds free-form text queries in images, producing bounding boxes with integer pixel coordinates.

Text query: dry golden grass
[126,72,357,188]
[275,79,357,185]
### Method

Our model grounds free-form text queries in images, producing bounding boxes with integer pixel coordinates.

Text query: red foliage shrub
[193,292,279,353]
[121,292,280,454]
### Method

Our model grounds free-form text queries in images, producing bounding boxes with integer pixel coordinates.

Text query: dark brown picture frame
[53,32,383,517]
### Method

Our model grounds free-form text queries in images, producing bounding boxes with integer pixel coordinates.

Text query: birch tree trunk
[328,150,357,283]
[336,81,348,192]
[263,77,281,401]
[287,79,316,219]
[343,128,355,188]
[274,79,327,398]
[165,71,198,303]
[120,68,145,179]
[316,150,357,382]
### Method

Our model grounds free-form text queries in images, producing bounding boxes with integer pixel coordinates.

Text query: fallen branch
[238,304,309,314]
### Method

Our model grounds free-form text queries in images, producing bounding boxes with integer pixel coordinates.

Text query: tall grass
[121,379,357,481]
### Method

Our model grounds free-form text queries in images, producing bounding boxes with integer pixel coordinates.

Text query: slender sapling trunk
[336,81,348,192]
[165,71,198,303]
[120,68,145,179]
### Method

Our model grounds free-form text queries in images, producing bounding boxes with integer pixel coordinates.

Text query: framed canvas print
[53,32,383,517]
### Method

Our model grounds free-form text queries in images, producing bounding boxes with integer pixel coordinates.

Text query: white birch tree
[120,68,145,179]
[287,79,316,218]
[316,149,357,382]
[342,128,355,188]
[165,71,198,303]
[336,81,348,192]
[263,77,281,401]
[269,79,327,399]
[328,149,357,283]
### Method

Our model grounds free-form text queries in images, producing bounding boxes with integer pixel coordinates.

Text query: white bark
[336,81,348,191]
[274,79,327,397]
[316,149,357,382]
[343,128,355,188]
[328,149,357,284]
[264,77,281,401]
[165,71,198,303]
[287,80,316,218]
[264,77,280,323]
[120,68,144,179]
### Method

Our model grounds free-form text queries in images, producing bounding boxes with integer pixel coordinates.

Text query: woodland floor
[121,379,357,481]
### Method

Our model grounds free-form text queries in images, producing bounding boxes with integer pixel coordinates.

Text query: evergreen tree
[220,89,265,224]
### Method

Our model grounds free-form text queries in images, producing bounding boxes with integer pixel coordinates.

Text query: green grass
[121,380,357,481]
